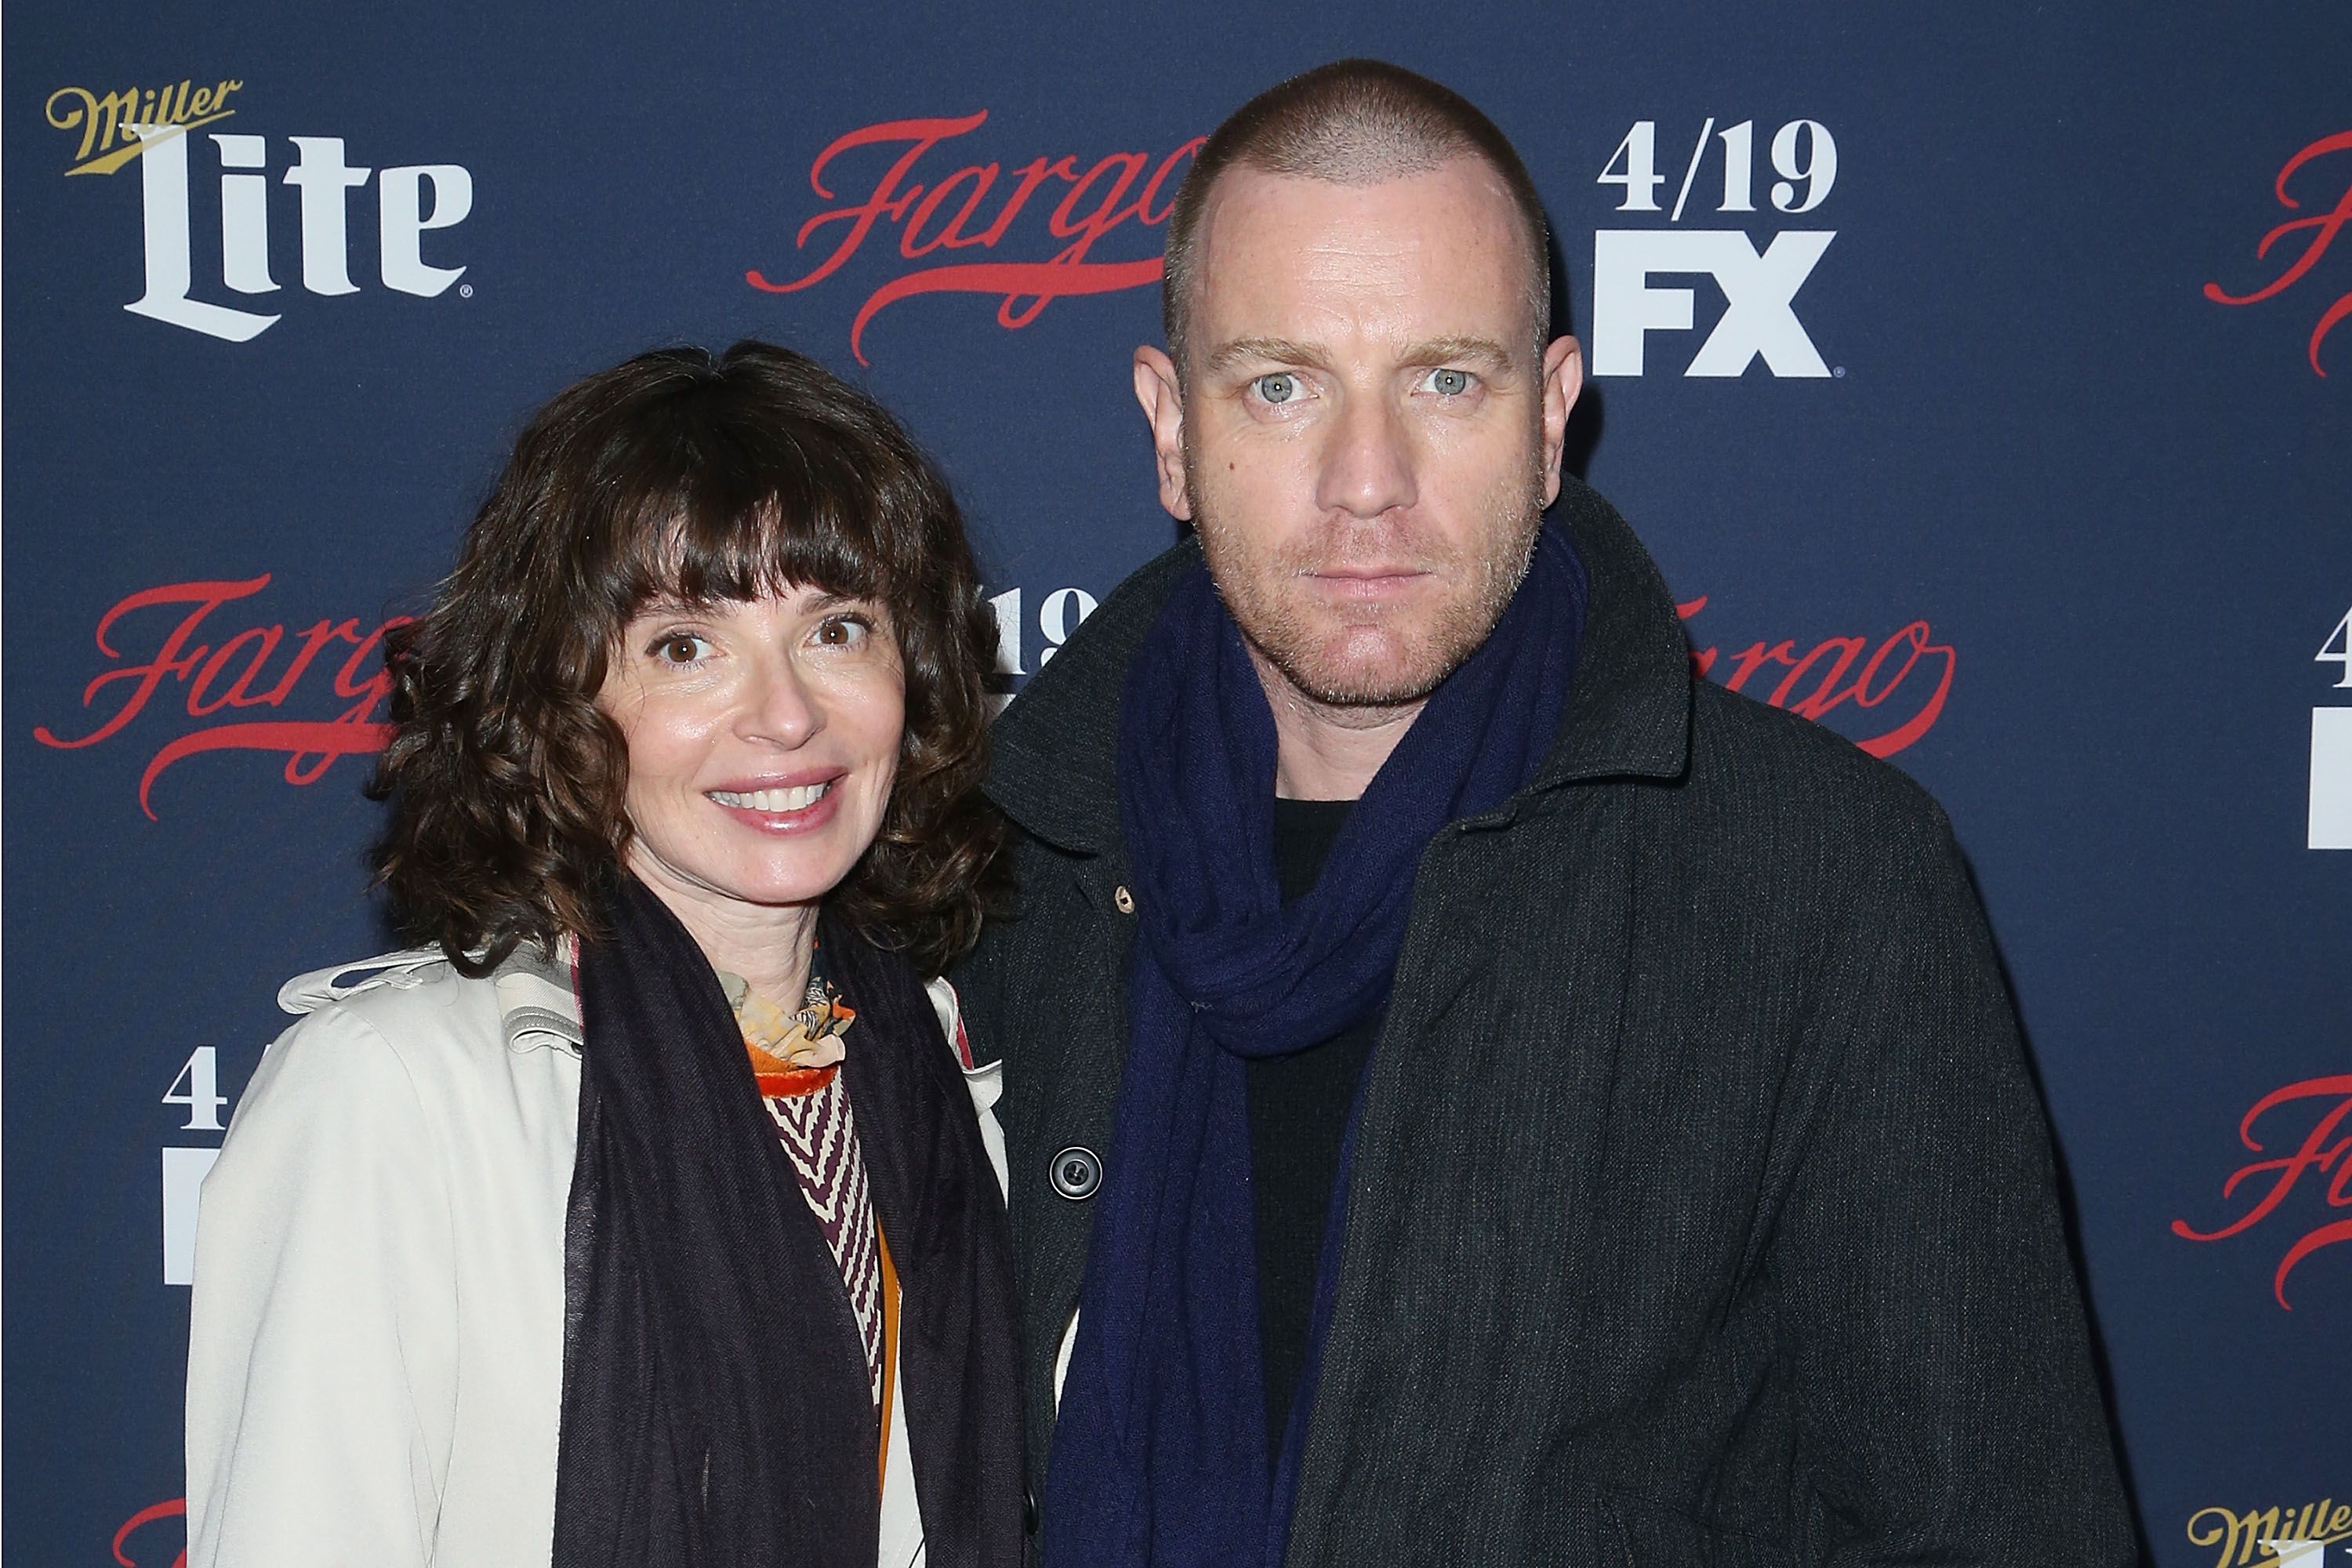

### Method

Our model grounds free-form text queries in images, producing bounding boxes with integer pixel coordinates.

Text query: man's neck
[1248,644,1427,801]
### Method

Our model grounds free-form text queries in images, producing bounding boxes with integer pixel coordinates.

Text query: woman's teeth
[710,782,831,812]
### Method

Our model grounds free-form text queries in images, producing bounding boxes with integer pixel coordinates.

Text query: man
[954,59,2135,1567]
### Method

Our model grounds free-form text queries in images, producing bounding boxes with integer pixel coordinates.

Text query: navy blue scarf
[1044,521,1587,1567]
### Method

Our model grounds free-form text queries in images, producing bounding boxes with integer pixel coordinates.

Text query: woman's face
[598,585,905,924]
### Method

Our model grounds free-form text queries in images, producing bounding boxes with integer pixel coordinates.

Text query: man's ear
[1537,334,1584,509]
[1133,345,1192,522]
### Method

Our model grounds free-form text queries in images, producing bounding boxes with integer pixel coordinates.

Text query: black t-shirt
[1249,797,1381,1457]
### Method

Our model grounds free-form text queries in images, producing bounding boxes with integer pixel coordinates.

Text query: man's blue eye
[1254,373,1298,405]
[1429,368,1471,396]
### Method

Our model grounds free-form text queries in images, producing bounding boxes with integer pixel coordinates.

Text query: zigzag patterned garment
[765,1079,884,1405]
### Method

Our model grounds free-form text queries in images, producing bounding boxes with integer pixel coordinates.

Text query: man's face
[1135,159,1581,708]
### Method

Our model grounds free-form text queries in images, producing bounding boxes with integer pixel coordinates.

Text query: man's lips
[1303,566,1432,600]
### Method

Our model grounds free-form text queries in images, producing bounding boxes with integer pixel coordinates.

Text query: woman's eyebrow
[802,589,880,613]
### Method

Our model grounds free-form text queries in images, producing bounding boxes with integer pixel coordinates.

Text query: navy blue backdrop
[5,5,2346,1563]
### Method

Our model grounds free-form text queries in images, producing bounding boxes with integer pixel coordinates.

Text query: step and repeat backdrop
[4,3,2345,1563]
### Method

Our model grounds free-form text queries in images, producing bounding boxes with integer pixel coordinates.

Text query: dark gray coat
[952,478,2136,1566]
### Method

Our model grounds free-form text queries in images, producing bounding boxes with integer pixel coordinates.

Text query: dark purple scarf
[1044,521,1586,1567]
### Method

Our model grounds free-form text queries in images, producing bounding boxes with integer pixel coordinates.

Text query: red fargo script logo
[111,1497,183,1567]
[33,575,1954,815]
[2206,129,2352,377]
[1678,596,1953,759]
[747,111,1203,364]
[32,576,405,818]
[2173,1073,2352,1308]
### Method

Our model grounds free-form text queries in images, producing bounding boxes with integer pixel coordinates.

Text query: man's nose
[739,655,824,746]
[1313,390,1417,521]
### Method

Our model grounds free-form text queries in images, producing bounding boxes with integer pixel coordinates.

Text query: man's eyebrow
[1199,336,1330,377]
[1401,335,1515,372]
[1197,334,1519,379]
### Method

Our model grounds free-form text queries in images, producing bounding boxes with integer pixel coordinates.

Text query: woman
[184,343,1025,1568]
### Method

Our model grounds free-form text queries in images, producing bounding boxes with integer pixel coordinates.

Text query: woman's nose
[738,655,824,746]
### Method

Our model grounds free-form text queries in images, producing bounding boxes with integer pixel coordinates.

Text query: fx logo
[2313,604,2352,850]
[1589,118,1838,378]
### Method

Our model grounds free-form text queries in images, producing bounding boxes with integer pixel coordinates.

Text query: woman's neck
[622,852,820,1005]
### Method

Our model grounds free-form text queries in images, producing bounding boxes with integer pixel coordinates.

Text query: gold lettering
[42,85,96,148]
[2187,1507,2280,1568]
[44,85,141,163]
[2187,1506,2229,1566]
[49,77,242,176]
[2331,1505,2352,1535]
[2241,1508,2280,1567]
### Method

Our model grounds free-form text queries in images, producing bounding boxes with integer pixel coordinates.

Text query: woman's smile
[705,771,846,832]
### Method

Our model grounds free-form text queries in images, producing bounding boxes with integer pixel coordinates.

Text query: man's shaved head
[1160,59,1552,375]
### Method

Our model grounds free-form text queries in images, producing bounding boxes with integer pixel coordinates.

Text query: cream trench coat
[183,947,1007,1568]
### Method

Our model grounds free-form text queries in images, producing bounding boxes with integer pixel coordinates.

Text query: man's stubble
[1182,441,1545,711]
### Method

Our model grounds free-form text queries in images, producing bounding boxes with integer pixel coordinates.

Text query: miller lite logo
[1589,117,1838,378]
[2186,1501,2352,1568]
[45,78,474,342]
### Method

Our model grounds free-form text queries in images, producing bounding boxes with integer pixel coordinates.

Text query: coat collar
[983,476,1693,855]
[494,937,584,1055]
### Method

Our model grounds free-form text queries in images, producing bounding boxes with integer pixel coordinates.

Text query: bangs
[588,394,912,630]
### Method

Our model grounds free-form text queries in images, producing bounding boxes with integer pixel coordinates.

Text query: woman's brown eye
[655,633,705,663]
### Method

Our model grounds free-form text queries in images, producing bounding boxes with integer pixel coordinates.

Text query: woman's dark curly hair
[370,340,1007,976]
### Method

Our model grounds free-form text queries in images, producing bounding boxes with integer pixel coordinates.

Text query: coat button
[1113,885,1136,915]
[1049,1145,1102,1200]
